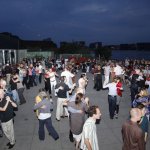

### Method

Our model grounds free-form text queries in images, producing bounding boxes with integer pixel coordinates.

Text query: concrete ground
[0,72,150,150]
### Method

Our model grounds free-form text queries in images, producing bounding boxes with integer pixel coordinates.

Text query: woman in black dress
[95,65,102,91]
[44,69,51,95]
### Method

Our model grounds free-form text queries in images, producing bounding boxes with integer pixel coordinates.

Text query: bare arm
[84,138,92,150]
[7,96,17,108]
[103,82,109,89]
[145,132,148,142]
[54,72,59,77]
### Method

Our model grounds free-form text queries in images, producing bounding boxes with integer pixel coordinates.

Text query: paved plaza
[0,72,150,150]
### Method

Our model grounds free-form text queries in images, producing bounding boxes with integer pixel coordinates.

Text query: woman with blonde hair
[34,90,59,141]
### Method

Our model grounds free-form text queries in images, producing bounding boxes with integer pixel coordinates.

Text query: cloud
[72,3,108,14]
[0,0,150,44]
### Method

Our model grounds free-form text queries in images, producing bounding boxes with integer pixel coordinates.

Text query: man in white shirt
[114,63,124,79]
[61,66,75,93]
[49,68,58,96]
[38,62,43,84]
[78,74,87,95]
[103,78,117,119]
[103,63,110,85]
[80,106,101,150]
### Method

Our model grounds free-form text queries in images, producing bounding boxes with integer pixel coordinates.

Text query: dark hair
[88,105,99,117]
[116,76,121,82]
[75,93,83,105]
[136,103,145,110]
[80,74,85,78]
[60,76,65,82]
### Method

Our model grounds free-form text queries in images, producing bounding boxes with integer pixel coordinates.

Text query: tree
[95,47,111,60]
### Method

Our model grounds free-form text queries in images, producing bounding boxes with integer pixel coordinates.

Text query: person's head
[12,73,18,80]
[113,77,118,83]
[116,76,122,83]
[20,63,24,68]
[75,93,83,105]
[97,65,101,70]
[30,64,33,68]
[106,62,110,66]
[80,73,85,78]
[49,68,53,72]
[39,91,47,100]
[0,89,5,99]
[138,87,148,97]
[136,104,146,116]
[88,105,101,120]
[135,69,140,75]
[60,76,66,82]
[130,108,142,122]
[64,66,69,71]
[0,79,6,89]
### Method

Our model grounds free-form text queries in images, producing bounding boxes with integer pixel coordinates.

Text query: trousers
[108,95,117,118]
[39,117,59,140]
[1,119,15,145]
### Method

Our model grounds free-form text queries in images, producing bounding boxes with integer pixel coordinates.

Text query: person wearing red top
[115,77,123,118]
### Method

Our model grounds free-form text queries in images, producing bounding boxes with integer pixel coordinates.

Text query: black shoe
[6,142,11,146]
[50,109,53,112]
[0,132,3,138]
[8,144,15,149]
[60,116,64,118]
[69,92,72,95]
[20,101,26,105]
[56,118,60,121]
[54,136,59,141]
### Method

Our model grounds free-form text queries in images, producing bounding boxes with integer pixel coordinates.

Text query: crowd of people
[0,56,150,149]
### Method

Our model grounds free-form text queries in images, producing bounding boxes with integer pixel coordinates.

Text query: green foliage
[95,47,111,60]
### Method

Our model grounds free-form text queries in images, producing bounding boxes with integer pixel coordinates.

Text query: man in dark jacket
[122,108,145,150]
[55,76,70,121]
[0,89,17,149]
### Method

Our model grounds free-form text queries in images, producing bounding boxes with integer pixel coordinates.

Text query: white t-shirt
[80,117,99,150]
[78,78,86,89]
[103,82,117,96]
[114,65,123,76]
[38,113,51,120]
[38,65,43,73]
[103,65,110,76]
[61,70,74,89]
[49,72,56,82]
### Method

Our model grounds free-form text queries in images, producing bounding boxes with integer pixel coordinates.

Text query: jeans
[17,88,26,104]
[39,73,42,83]
[38,117,59,140]
[130,86,138,107]
[35,75,39,85]
[108,95,117,118]
[12,90,20,104]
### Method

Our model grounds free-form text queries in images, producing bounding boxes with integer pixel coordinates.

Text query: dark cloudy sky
[0,0,150,45]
